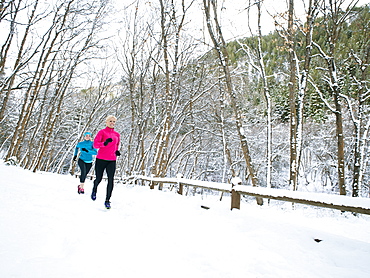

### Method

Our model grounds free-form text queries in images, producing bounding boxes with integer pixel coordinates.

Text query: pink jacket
[93,127,120,161]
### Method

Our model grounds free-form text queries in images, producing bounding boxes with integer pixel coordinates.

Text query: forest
[0,0,369,199]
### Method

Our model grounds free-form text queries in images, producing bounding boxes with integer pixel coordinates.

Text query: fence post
[176,173,183,195]
[231,189,241,210]
[231,177,242,210]
[178,182,183,195]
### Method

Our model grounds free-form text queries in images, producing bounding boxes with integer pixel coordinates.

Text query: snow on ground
[1,162,370,278]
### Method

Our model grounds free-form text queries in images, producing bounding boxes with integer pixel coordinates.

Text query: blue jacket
[74,140,97,163]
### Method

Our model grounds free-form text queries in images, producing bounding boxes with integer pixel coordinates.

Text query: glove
[82,148,88,152]
[73,155,77,161]
[103,138,113,146]
[115,150,121,156]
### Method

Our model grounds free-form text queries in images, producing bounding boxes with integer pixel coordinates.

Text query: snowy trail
[1,163,370,278]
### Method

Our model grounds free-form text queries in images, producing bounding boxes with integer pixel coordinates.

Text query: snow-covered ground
[1,162,370,278]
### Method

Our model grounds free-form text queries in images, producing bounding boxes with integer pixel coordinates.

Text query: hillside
[1,161,370,278]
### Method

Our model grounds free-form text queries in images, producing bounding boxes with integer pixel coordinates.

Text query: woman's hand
[103,138,113,146]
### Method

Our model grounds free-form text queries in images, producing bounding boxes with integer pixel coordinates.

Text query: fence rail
[74,173,370,215]
[132,175,370,215]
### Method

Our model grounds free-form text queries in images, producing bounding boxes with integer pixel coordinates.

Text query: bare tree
[203,0,263,204]
[3,0,112,172]
[5,0,73,162]
[241,0,274,188]
[310,0,361,196]
[310,2,369,197]
[350,46,370,196]
[272,0,319,191]
[115,0,158,176]
[151,0,194,179]
[286,0,301,191]
[0,0,38,124]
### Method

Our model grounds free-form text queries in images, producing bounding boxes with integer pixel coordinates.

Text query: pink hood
[93,127,120,161]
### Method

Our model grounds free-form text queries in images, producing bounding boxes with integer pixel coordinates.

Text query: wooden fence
[74,173,370,215]
[131,175,370,215]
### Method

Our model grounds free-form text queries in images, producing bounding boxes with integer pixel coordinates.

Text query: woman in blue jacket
[73,132,97,194]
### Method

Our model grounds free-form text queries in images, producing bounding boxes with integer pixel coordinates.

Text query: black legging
[78,159,93,183]
[92,158,116,201]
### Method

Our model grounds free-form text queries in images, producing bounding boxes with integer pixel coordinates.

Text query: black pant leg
[105,160,116,201]
[78,159,86,183]
[93,159,106,193]
[85,163,93,181]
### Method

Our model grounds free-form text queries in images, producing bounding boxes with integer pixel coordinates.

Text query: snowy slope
[1,162,370,278]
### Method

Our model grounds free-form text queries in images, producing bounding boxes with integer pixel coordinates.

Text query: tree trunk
[351,46,370,197]
[203,0,262,205]
[0,0,38,124]
[287,0,299,191]
[256,1,272,188]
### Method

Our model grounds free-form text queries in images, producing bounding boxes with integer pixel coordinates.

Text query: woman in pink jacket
[91,115,121,209]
